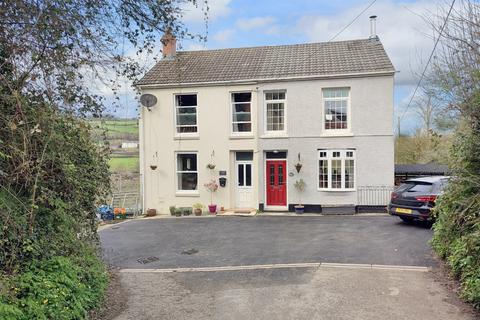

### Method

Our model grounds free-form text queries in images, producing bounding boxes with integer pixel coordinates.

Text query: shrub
[0,252,107,320]
[431,124,480,308]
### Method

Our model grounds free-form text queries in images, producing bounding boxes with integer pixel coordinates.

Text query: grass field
[91,119,139,140]
[109,156,139,173]
[89,118,140,193]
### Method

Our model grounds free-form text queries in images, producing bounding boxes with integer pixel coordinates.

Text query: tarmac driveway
[100,215,435,269]
[99,216,477,320]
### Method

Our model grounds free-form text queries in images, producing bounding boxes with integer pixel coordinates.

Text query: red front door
[266,160,287,206]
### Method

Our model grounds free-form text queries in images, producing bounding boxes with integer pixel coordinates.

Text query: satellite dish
[140,94,157,108]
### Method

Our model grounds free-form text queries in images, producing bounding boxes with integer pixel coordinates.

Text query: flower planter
[194,208,202,216]
[146,208,157,217]
[208,204,217,214]
[294,206,305,214]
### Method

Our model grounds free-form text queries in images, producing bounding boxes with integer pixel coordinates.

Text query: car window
[405,182,434,193]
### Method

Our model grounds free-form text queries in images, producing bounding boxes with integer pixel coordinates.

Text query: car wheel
[399,216,414,224]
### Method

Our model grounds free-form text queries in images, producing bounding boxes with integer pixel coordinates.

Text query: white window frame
[318,149,356,191]
[321,87,351,135]
[230,91,253,135]
[175,152,199,194]
[264,90,287,135]
[174,93,198,137]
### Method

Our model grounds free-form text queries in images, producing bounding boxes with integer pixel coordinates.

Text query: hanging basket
[295,163,303,173]
[206,163,216,170]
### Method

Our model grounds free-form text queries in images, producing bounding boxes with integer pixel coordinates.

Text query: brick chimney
[161,29,177,59]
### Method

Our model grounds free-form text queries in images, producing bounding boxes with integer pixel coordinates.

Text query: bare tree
[411,93,440,133]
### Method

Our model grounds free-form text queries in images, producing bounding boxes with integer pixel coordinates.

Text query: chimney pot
[369,15,378,39]
[161,29,177,59]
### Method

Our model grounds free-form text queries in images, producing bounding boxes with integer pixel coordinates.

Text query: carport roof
[395,164,450,175]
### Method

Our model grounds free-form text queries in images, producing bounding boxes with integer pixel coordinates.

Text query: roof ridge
[179,38,378,54]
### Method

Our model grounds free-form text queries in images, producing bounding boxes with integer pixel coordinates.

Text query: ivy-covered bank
[432,116,480,309]
[0,1,201,318]
[0,98,110,319]
[428,1,480,309]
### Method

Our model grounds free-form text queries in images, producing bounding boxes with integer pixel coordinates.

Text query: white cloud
[182,0,232,23]
[185,43,207,51]
[212,29,235,43]
[236,16,276,31]
[298,0,440,86]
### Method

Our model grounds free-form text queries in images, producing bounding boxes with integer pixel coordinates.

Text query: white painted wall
[139,74,394,214]
[140,84,259,214]
[257,75,395,207]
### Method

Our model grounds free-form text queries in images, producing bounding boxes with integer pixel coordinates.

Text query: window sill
[175,192,200,197]
[261,133,288,139]
[318,188,356,192]
[230,134,255,140]
[174,135,200,140]
[321,132,354,137]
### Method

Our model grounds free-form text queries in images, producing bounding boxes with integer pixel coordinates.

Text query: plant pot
[208,204,217,214]
[294,206,305,214]
[146,208,157,217]
[194,208,202,216]
[174,210,182,217]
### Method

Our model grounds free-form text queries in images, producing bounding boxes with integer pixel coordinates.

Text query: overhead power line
[398,0,456,122]
[329,0,377,42]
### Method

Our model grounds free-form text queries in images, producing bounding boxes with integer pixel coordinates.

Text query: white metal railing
[357,186,394,206]
[110,192,142,217]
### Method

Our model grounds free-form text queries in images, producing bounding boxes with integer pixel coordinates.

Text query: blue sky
[109,0,445,135]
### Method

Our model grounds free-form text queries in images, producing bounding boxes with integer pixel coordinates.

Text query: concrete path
[99,216,476,320]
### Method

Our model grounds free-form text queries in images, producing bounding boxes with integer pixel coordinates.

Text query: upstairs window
[318,149,355,190]
[323,88,349,131]
[231,92,252,133]
[265,91,286,133]
[175,94,197,134]
[176,153,198,191]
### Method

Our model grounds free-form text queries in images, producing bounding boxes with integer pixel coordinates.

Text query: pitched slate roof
[136,38,394,87]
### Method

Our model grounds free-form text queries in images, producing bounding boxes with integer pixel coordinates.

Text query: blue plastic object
[98,205,114,221]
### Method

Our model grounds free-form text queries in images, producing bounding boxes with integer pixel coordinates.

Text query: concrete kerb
[97,212,390,231]
[119,262,430,274]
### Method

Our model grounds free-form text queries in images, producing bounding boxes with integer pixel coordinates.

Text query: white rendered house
[136,31,395,214]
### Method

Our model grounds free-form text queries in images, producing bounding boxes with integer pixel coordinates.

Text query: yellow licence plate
[396,208,412,214]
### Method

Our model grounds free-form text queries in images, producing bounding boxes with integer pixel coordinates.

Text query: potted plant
[169,206,176,216]
[174,208,182,217]
[181,207,192,216]
[204,179,219,214]
[294,179,306,214]
[192,203,204,216]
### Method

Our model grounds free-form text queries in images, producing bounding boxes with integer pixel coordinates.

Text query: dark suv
[388,176,449,223]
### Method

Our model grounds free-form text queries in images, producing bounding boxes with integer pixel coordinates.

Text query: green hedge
[431,125,480,308]
[0,251,107,320]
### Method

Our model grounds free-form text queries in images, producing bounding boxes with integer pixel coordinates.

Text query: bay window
[318,149,355,190]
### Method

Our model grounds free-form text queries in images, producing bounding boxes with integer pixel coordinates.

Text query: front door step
[217,208,257,217]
